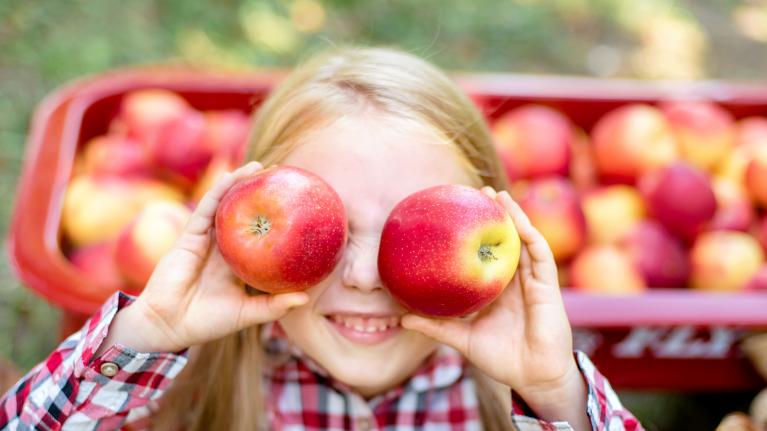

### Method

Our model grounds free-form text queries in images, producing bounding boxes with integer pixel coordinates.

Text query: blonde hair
[153,46,512,430]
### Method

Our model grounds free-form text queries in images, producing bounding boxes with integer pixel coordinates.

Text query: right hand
[99,161,309,354]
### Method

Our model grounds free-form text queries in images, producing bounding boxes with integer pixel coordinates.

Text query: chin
[280,310,438,397]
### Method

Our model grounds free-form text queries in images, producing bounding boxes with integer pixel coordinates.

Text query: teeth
[330,314,400,332]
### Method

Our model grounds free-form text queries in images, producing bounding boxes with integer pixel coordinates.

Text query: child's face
[278,111,478,398]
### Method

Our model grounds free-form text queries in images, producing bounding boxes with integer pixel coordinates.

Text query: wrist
[123,299,187,353]
[514,360,586,419]
[96,300,184,355]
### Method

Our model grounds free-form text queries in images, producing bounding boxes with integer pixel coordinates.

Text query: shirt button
[100,362,119,377]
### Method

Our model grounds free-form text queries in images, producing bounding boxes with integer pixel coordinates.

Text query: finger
[239,291,309,327]
[400,314,470,353]
[518,243,533,286]
[496,191,555,264]
[184,161,263,236]
[480,186,498,199]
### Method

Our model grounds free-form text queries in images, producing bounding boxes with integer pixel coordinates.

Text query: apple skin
[708,178,756,232]
[62,175,186,246]
[150,111,215,187]
[115,200,192,289]
[203,110,251,164]
[582,185,645,245]
[120,89,191,144]
[215,165,347,293]
[378,185,520,317]
[81,135,152,178]
[660,101,735,171]
[690,231,765,292]
[492,105,572,181]
[746,146,767,207]
[513,176,586,262]
[191,156,236,204]
[744,265,767,292]
[569,245,646,295]
[591,104,678,183]
[758,215,767,254]
[743,265,767,293]
[69,242,125,291]
[639,162,716,242]
[619,221,689,288]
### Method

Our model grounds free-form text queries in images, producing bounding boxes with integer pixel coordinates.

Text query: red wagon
[8,68,767,391]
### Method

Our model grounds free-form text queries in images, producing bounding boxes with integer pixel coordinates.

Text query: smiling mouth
[324,314,403,345]
[328,314,401,332]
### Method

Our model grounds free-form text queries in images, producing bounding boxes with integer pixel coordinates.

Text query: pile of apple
[492,102,767,294]
[61,89,251,295]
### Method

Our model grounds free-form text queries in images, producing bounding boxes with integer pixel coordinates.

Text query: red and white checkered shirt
[0,292,642,430]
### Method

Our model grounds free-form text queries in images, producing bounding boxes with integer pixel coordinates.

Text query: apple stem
[478,245,498,262]
[246,215,272,236]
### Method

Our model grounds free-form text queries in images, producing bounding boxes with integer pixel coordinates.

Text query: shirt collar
[260,321,466,396]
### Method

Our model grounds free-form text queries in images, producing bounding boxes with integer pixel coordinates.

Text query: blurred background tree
[2,0,767,429]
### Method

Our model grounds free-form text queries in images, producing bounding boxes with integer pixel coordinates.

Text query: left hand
[400,188,579,399]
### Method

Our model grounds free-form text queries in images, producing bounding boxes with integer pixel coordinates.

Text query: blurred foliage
[1,0,767,428]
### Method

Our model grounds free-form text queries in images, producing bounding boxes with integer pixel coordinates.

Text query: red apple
[378,185,521,317]
[591,104,678,183]
[120,89,191,144]
[191,156,235,204]
[204,110,251,164]
[619,221,689,288]
[716,145,751,186]
[708,178,756,232]
[513,177,586,262]
[215,166,347,293]
[115,200,192,289]
[569,129,598,192]
[639,162,716,241]
[746,146,767,207]
[660,100,735,171]
[690,231,765,292]
[718,117,767,185]
[745,265,767,291]
[149,111,214,187]
[569,245,646,294]
[582,185,645,244]
[69,242,125,291]
[62,175,186,246]
[492,105,572,181]
[81,135,152,178]
[736,116,767,149]
[757,215,767,253]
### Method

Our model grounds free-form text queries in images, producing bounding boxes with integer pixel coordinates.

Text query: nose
[341,234,384,293]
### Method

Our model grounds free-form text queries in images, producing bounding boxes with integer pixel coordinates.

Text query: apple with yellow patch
[569,245,646,294]
[660,100,735,172]
[62,175,185,246]
[690,231,765,292]
[591,104,677,183]
[513,177,586,262]
[115,200,192,289]
[378,185,521,317]
[582,185,645,244]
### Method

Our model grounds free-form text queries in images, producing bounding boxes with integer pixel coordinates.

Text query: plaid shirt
[0,292,642,430]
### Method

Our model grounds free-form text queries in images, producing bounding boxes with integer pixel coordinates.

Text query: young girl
[0,46,641,431]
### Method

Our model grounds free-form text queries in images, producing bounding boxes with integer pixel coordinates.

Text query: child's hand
[401,189,589,427]
[98,161,309,354]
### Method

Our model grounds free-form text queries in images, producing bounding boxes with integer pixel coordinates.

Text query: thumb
[400,314,470,353]
[240,292,309,327]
